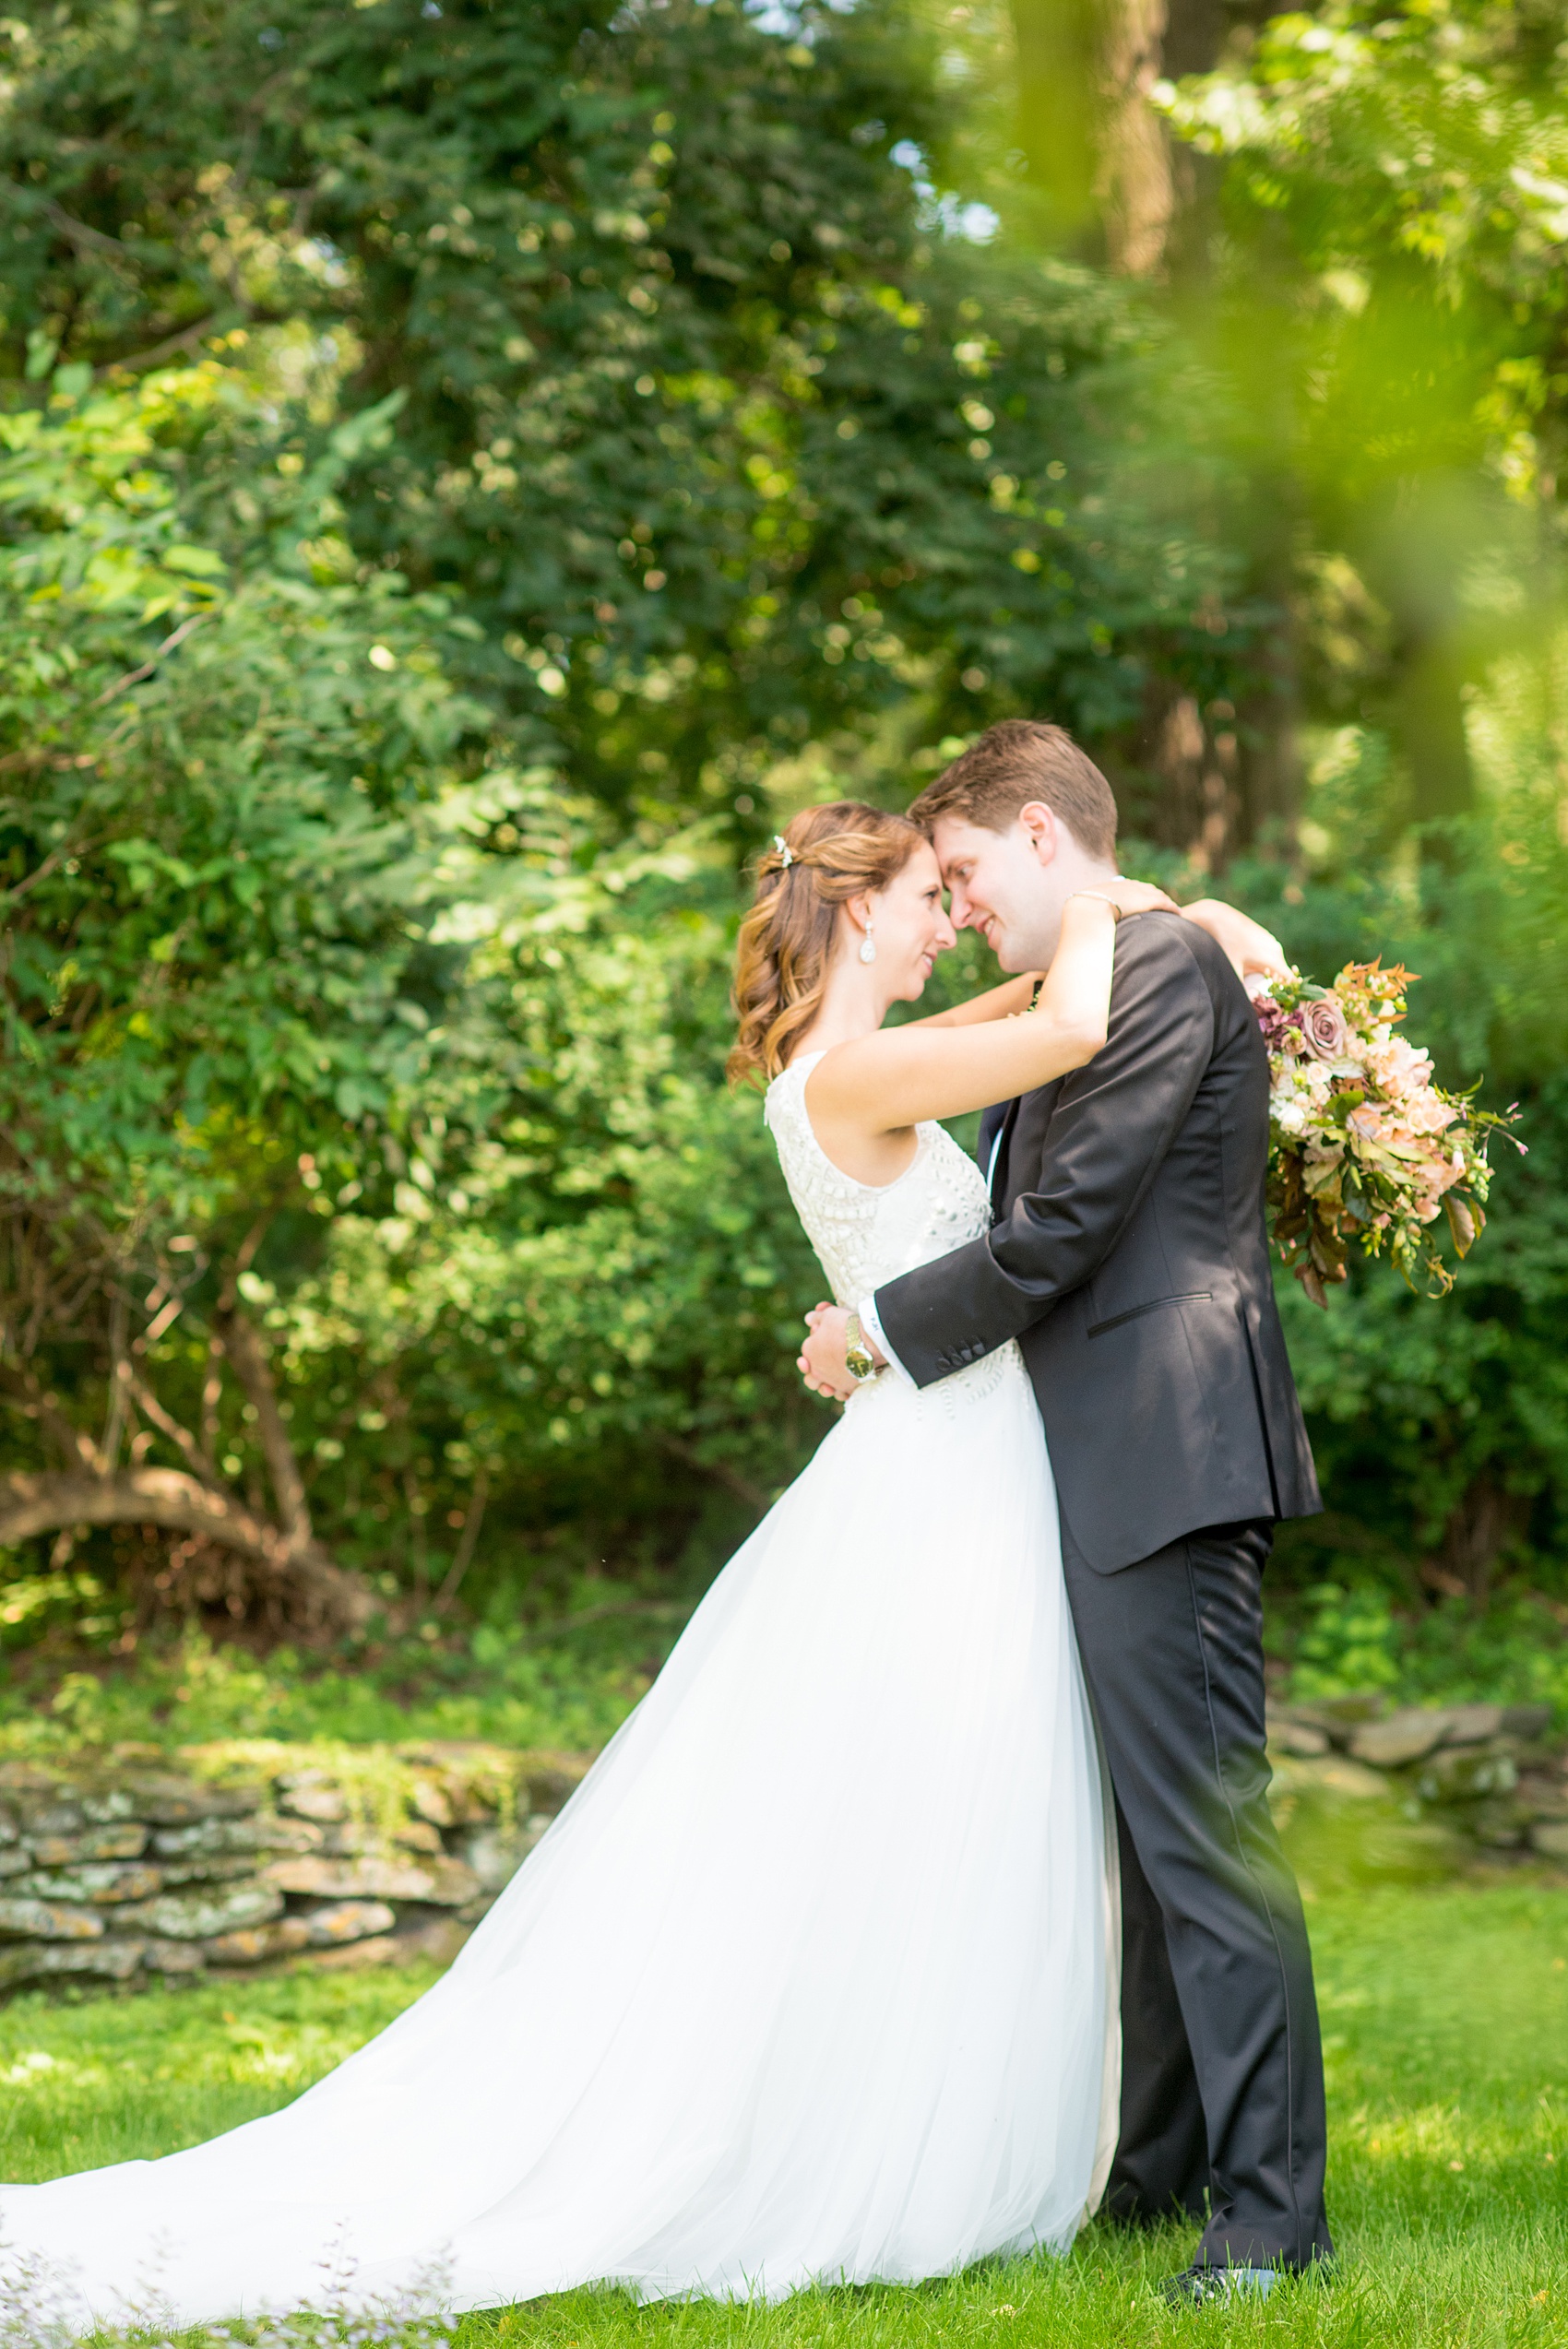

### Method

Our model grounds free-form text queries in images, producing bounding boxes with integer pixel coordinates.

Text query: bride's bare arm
[906,900,1286,1035]
[806,884,1288,1166]
[901,971,1043,1029]
[901,895,1280,1043]
[807,893,1124,1137]
[1180,898,1288,979]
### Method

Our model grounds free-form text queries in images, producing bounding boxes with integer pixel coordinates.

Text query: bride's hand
[1080,879,1180,919]
[1180,898,1289,981]
[797,1303,858,1402]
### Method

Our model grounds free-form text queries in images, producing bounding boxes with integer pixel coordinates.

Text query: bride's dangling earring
[859,916,877,966]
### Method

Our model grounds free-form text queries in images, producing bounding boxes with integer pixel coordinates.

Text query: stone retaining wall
[1267,1697,1568,1854]
[2,1700,1561,2003]
[0,1741,590,1998]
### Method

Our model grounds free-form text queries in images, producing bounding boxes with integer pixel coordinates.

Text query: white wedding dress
[0,1053,1119,2326]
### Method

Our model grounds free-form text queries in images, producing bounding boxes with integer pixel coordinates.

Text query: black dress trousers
[1062,1518,1334,2272]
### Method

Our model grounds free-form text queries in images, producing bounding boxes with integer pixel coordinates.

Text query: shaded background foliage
[0,0,1565,1732]
[0,0,1243,818]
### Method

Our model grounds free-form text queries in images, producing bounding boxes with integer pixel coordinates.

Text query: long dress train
[0,1052,1119,2324]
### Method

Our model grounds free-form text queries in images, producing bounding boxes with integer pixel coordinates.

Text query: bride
[0,803,1275,2325]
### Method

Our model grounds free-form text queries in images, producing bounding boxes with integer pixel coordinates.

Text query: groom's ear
[1017,801,1062,865]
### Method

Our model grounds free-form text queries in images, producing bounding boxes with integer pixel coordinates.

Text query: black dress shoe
[1159,2262,1279,2306]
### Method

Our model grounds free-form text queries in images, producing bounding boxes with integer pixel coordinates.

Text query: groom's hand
[797,1303,858,1401]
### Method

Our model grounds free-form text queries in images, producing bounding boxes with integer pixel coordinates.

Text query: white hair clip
[773,835,796,867]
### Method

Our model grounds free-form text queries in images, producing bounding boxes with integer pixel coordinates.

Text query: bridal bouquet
[1247,962,1520,1306]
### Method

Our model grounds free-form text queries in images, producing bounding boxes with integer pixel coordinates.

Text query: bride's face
[858,842,957,1000]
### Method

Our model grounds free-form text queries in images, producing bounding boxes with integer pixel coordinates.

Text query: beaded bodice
[765,1050,994,1306]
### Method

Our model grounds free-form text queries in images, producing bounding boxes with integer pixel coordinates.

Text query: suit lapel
[996,1080,1063,1216]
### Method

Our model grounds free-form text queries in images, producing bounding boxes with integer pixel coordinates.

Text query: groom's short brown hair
[908,720,1119,862]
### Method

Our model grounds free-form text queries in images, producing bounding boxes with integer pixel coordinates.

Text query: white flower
[1274,1099,1307,1133]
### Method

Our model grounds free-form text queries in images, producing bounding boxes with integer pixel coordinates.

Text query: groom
[799,720,1333,2299]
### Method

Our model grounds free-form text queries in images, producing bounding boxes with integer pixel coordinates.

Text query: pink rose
[1300,998,1350,1061]
[1253,997,1297,1053]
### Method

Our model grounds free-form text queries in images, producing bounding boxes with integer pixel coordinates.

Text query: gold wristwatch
[844,1311,881,1384]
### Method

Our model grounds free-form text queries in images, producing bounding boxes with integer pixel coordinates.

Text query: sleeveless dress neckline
[774,1046,928,1199]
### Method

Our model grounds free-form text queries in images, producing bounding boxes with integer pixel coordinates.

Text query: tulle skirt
[0,1347,1118,2324]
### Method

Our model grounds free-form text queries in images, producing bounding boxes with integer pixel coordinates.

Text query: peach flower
[1366,1037,1433,1101]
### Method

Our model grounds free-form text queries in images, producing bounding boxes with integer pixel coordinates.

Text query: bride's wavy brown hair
[728,801,927,1084]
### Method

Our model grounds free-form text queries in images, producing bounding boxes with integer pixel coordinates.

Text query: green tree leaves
[0,367,498,1617]
[0,0,1244,830]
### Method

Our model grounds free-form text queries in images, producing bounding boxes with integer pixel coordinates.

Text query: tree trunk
[1421,1477,1515,1607]
[0,1209,374,1636]
[1008,0,1231,278]
[1357,473,1479,827]
[1096,0,1175,277]
[0,1468,372,1630]
[218,1308,315,1549]
[1129,681,1240,865]
[1394,634,1475,827]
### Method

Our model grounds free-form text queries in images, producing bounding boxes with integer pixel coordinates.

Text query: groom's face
[931,811,1067,973]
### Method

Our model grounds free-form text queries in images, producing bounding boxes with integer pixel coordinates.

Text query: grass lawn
[0,1835,1562,2345]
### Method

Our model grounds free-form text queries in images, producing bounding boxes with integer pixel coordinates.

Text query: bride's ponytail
[728,801,925,1084]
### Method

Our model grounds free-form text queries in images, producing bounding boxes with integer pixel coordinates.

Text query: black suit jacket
[873,914,1321,1572]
